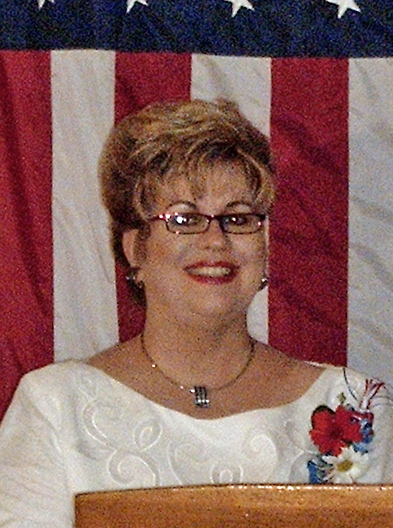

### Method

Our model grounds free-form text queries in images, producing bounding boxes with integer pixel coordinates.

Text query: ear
[122,229,145,268]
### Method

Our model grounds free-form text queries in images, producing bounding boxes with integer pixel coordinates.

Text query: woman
[0,99,392,527]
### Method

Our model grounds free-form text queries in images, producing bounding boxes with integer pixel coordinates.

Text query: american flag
[1,0,393,420]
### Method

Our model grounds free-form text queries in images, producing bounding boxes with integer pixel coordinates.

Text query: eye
[225,214,250,226]
[171,213,202,226]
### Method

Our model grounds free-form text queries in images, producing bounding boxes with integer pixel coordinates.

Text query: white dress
[0,360,392,527]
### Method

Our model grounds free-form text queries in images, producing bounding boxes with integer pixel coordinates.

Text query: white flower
[323,446,371,484]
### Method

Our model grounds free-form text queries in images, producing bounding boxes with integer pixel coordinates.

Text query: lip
[184,261,239,284]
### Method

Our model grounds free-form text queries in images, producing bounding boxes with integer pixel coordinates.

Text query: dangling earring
[126,267,144,290]
[260,276,269,290]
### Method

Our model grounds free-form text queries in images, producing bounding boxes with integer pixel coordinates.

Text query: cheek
[238,238,267,291]
[139,234,187,279]
[238,235,267,265]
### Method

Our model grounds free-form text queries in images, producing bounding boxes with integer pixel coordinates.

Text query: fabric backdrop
[1,0,393,420]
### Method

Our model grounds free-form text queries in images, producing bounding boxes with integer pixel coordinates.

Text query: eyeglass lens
[166,213,264,234]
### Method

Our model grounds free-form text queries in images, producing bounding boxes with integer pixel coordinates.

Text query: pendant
[193,386,210,408]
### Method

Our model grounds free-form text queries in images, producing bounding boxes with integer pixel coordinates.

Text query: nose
[199,217,229,248]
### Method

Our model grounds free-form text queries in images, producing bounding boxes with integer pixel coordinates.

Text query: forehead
[154,163,255,210]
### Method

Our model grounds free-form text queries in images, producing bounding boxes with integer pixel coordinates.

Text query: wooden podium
[75,484,393,528]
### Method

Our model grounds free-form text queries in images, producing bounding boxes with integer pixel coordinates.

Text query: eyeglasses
[148,213,267,235]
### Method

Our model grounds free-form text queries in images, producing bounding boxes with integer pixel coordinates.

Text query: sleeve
[0,374,74,528]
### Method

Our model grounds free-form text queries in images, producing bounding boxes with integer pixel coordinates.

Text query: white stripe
[191,55,271,343]
[52,50,119,361]
[191,54,271,134]
[348,58,393,385]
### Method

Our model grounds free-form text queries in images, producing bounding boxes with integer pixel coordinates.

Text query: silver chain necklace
[140,334,255,409]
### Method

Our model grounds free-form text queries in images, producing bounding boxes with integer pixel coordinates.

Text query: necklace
[140,334,255,409]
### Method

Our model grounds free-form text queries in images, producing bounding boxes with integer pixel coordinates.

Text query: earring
[126,267,144,290]
[260,276,269,290]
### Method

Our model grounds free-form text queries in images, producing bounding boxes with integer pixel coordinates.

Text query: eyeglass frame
[148,212,267,235]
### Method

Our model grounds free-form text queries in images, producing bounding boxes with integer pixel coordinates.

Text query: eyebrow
[166,200,254,210]
[226,200,254,209]
[167,201,197,210]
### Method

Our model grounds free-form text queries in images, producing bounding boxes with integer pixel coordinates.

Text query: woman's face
[124,162,267,325]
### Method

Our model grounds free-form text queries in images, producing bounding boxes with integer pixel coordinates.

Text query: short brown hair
[100,99,275,268]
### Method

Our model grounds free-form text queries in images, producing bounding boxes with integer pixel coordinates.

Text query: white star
[224,0,255,17]
[127,0,148,13]
[326,0,361,19]
[37,0,55,9]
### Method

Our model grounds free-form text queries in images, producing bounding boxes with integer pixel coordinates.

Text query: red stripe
[114,52,192,342]
[269,58,349,365]
[0,51,53,419]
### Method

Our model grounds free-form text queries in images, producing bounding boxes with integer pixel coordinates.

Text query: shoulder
[303,364,393,448]
[18,360,89,394]
[315,364,389,407]
[10,361,110,419]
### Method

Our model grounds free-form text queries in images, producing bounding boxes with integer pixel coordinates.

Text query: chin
[190,297,250,322]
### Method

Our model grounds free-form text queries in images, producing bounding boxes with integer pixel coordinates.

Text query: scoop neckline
[74,360,335,422]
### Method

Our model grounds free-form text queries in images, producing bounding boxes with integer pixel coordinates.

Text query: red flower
[310,405,364,456]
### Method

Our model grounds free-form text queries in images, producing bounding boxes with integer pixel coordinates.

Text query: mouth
[184,261,239,284]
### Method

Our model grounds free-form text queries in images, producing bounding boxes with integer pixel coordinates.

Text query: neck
[141,316,253,389]
[140,330,255,409]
